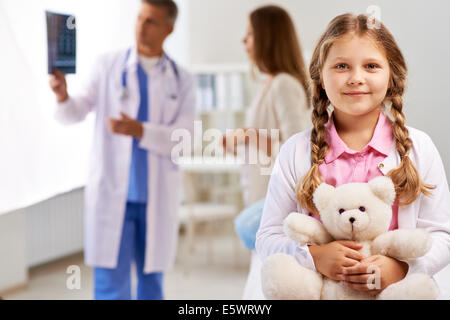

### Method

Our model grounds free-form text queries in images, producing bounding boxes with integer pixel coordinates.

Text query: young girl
[256,13,450,298]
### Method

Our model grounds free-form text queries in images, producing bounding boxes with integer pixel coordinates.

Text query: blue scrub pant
[94,202,164,300]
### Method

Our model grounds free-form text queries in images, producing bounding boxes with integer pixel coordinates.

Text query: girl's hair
[250,5,310,106]
[297,13,435,215]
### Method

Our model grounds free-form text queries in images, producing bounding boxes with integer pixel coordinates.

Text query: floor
[3,221,450,300]
[3,222,252,300]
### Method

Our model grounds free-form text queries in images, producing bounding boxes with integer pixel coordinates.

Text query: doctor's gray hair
[142,0,178,25]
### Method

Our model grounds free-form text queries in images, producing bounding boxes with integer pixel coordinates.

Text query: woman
[224,5,311,299]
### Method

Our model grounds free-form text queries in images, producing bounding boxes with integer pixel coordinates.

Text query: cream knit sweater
[243,73,312,205]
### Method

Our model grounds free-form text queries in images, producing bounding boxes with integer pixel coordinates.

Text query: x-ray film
[46,11,76,74]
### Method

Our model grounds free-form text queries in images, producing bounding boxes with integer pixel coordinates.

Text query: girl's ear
[388,74,394,89]
[319,74,325,90]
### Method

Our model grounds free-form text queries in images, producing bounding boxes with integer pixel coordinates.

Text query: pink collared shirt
[310,111,398,230]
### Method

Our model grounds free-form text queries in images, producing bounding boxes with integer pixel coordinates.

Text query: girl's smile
[344,91,370,97]
[343,91,371,97]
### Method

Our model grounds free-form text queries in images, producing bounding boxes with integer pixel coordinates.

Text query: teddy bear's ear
[368,176,396,206]
[313,183,335,212]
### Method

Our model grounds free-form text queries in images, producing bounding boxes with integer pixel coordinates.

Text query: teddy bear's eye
[339,209,345,214]
[359,206,366,212]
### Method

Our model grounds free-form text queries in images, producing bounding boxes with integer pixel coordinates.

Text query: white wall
[165,0,191,66]
[184,0,450,180]
[0,0,141,215]
[0,210,27,293]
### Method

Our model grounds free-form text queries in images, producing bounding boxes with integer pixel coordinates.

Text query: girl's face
[243,22,255,61]
[321,34,391,117]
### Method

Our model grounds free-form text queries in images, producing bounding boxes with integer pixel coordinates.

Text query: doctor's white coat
[55,47,196,273]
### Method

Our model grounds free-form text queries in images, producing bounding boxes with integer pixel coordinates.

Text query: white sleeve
[404,135,450,276]
[255,135,317,271]
[138,72,196,157]
[54,56,103,125]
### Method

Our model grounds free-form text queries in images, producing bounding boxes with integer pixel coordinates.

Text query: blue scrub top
[127,63,149,203]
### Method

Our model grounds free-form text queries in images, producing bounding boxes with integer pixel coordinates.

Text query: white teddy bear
[261,176,439,300]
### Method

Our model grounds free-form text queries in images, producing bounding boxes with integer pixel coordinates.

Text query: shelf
[188,63,250,74]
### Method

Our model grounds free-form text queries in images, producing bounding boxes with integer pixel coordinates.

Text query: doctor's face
[136,3,173,51]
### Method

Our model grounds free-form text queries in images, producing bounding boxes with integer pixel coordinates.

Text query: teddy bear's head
[313,176,396,241]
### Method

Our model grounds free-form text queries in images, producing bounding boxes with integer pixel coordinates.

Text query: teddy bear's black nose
[349,217,355,223]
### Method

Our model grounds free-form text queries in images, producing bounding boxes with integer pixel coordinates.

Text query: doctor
[49,0,195,300]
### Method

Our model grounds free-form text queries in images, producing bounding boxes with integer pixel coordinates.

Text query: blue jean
[94,202,164,300]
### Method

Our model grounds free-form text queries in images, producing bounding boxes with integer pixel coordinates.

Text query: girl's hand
[309,240,364,281]
[342,255,409,296]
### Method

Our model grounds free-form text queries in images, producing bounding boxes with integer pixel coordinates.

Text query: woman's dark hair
[250,5,310,105]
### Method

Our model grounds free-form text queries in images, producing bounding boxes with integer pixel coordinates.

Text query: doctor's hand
[108,112,144,139]
[49,70,69,103]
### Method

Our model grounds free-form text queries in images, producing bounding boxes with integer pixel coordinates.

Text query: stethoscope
[119,48,180,102]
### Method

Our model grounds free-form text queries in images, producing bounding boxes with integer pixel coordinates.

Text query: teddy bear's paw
[371,233,390,256]
[377,273,439,300]
[283,212,332,245]
[283,213,314,245]
[261,253,323,300]
[404,229,432,258]
[394,229,432,259]
[372,229,432,260]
